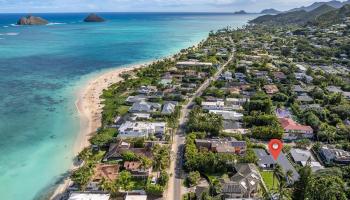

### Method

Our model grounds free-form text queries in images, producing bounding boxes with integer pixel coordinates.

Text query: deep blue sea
[0,13,258,200]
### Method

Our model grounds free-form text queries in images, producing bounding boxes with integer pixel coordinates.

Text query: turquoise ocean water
[0,13,258,200]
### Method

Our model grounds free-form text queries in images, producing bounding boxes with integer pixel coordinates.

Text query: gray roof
[297,94,313,102]
[253,148,276,167]
[221,164,261,195]
[161,102,176,114]
[253,149,299,182]
[276,153,300,182]
[293,85,306,93]
[224,121,242,130]
[290,148,314,163]
[129,101,161,113]
[126,95,147,103]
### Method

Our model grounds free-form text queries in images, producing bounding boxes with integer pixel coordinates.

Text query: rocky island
[83,13,105,22]
[233,10,248,14]
[17,15,48,25]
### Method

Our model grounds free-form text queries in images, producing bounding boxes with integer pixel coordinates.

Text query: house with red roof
[279,118,313,141]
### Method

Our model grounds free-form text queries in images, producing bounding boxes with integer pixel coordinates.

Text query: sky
[0,0,346,13]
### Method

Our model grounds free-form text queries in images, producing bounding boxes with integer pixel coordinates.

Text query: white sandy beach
[50,63,146,200]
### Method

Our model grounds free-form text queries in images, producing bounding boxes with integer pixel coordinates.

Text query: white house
[176,61,212,68]
[118,121,166,138]
[209,110,243,121]
[68,192,110,200]
[202,100,225,110]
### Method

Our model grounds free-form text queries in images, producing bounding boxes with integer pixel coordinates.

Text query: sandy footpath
[50,63,145,200]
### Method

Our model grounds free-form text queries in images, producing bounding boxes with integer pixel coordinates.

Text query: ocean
[0,13,258,200]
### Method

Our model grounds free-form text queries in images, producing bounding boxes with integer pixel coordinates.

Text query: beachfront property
[92,164,120,182]
[176,60,213,68]
[279,118,314,140]
[118,121,166,138]
[103,141,152,162]
[195,138,247,155]
[67,192,111,200]
[220,164,262,199]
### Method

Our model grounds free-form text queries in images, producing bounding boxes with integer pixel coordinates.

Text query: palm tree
[100,178,118,196]
[319,123,336,144]
[273,164,283,190]
[285,170,293,185]
[278,179,291,200]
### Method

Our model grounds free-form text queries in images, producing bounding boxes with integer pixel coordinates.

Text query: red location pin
[268,139,283,160]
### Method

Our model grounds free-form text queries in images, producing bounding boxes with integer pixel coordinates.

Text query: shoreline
[49,41,203,200]
[49,62,147,200]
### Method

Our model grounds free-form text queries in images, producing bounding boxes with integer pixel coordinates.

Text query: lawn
[260,170,279,193]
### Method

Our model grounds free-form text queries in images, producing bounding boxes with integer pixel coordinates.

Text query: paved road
[165,53,234,200]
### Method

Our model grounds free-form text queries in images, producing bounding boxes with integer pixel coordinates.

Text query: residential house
[124,161,152,179]
[297,93,314,103]
[209,110,243,121]
[273,71,286,81]
[118,121,166,138]
[221,71,233,81]
[343,91,350,100]
[126,95,147,105]
[234,72,246,79]
[125,194,147,200]
[252,71,268,79]
[290,148,323,172]
[129,101,161,113]
[130,113,151,121]
[92,164,120,182]
[253,148,276,169]
[225,98,249,108]
[103,141,152,162]
[161,102,177,115]
[300,104,322,112]
[263,84,279,95]
[279,118,313,140]
[295,73,313,83]
[254,148,300,182]
[276,153,300,182]
[223,121,247,134]
[220,164,261,199]
[295,64,307,72]
[293,85,306,94]
[326,86,343,93]
[138,86,157,95]
[195,138,246,155]
[68,192,110,200]
[275,108,291,118]
[320,145,350,165]
[202,100,225,111]
[159,78,172,86]
[176,61,213,68]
